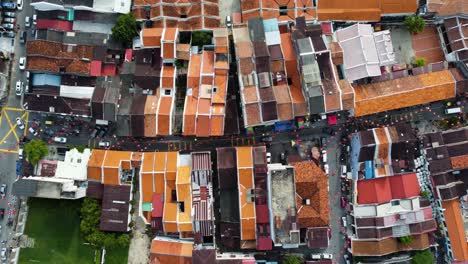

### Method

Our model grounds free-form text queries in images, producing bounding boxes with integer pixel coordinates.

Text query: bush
[398,235,413,245]
[405,16,425,34]
[111,13,138,47]
[191,31,212,47]
[420,190,430,199]
[412,250,434,264]
[282,255,303,264]
[414,57,426,67]
[24,139,49,165]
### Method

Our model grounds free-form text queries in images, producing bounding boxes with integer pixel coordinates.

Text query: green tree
[282,255,303,264]
[405,16,426,34]
[116,234,130,248]
[111,13,138,47]
[398,235,413,245]
[420,190,430,199]
[191,31,212,47]
[24,139,49,165]
[414,57,427,67]
[412,250,434,264]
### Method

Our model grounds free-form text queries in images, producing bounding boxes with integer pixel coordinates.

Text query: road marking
[3,107,23,112]
[2,110,19,142]
[0,149,19,154]
[23,111,29,137]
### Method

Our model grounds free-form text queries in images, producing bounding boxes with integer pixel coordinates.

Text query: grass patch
[104,244,129,264]
[19,199,94,264]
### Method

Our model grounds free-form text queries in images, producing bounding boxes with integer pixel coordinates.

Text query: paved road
[0,0,32,259]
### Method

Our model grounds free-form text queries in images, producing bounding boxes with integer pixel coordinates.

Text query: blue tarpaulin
[32,74,61,87]
[274,120,294,132]
[365,160,374,179]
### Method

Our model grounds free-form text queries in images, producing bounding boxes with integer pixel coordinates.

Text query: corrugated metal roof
[32,73,61,87]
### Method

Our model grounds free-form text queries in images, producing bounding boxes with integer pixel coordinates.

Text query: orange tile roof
[243,86,259,104]
[351,234,431,256]
[141,152,156,173]
[237,147,253,168]
[210,115,224,136]
[196,115,211,137]
[157,97,173,135]
[163,27,178,41]
[142,172,155,203]
[451,155,468,170]
[150,238,193,264]
[103,167,120,185]
[142,28,163,47]
[237,147,256,241]
[183,96,197,136]
[245,103,262,126]
[163,42,175,59]
[292,161,329,228]
[87,150,106,182]
[155,152,167,172]
[161,66,176,89]
[144,95,158,137]
[354,70,456,116]
[442,199,468,261]
[103,151,133,168]
[212,75,227,104]
[202,50,214,74]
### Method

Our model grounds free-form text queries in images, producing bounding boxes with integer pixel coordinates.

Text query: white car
[98,141,110,147]
[15,117,24,130]
[19,57,26,70]
[324,163,329,175]
[25,16,30,27]
[342,216,347,228]
[54,137,67,143]
[15,81,22,96]
[1,247,6,261]
[266,152,271,163]
[321,149,327,163]
[3,17,15,24]
[32,14,37,25]
[28,127,38,136]
[322,253,333,260]
[16,0,22,10]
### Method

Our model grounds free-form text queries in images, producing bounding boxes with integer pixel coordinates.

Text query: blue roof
[262,18,279,32]
[365,160,374,179]
[32,74,61,87]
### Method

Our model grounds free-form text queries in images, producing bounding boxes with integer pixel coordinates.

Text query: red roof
[255,204,269,224]
[321,22,333,35]
[90,61,102,76]
[36,19,73,31]
[357,173,420,204]
[152,194,163,217]
[327,115,337,125]
[256,237,272,251]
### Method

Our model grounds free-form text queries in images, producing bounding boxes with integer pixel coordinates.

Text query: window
[164,89,171,96]
[312,0,316,7]
[171,190,177,202]
[391,200,400,206]
[179,202,185,212]
[212,87,218,93]
[279,5,287,16]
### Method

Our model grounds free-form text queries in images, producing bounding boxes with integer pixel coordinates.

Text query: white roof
[93,0,131,14]
[55,148,91,181]
[373,30,396,66]
[60,85,95,99]
[233,27,251,43]
[265,31,281,46]
[336,24,381,81]
[73,21,113,34]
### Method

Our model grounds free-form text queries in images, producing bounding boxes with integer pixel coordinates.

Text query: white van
[341,165,347,175]
[18,148,23,159]
[445,107,461,115]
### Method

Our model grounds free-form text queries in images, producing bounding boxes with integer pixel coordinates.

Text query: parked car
[28,127,38,136]
[44,129,54,136]
[311,254,321,260]
[98,141,110,147]
[32,14,37,25]
[15,81,22,96]
[321,149,327,163]
[15,117,24,130]
[0,247,6,261]
[261,136,272,142]
[225,15,232,27]
[342,216,347,228]
[322,253,333,260]
[17,0,23,10]
[324,163,329,174]
[19,30,26,44]
[2,31,15,38]
[1,23,14,30]
[0,209,4,219]
[19,57,26,70]
[19,148,23,159]
[3,17,15,24]
[53,137,67,143]
[24,16,30,27]
[266,152,271,163]
[3,12,16,18]
[0,184,6,198]
[1,2,16,10]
